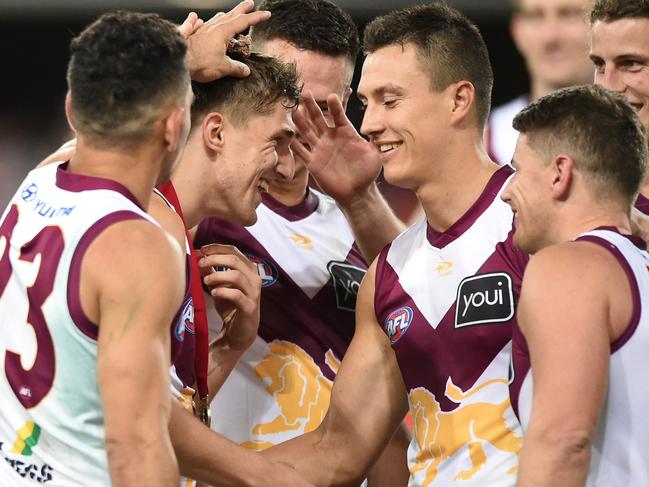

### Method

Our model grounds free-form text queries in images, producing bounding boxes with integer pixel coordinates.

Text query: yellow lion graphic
[410,378,522,484]
[242,341,340,450]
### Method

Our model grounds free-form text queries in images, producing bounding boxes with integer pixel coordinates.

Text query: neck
[69,138,162,210]
[417,138,499,232]
[266,168,309,207]
[640,171,649,200]
[170,150,205,229]
[555,205,632,245]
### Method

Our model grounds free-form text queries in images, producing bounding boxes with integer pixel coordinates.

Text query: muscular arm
[367,420,411,487]
[262,262,410,486]
[516,243,630,486]
[87,219,185,486]
[169,400,313,487]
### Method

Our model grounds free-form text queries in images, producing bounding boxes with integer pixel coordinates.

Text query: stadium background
[0,0,529,214]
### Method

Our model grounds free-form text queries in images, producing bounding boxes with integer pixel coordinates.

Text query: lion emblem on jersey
[241,341,340,450]
[409,378,522,484]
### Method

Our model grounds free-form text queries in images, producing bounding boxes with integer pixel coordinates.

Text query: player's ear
[65,92,77,132]
[202,112,225,155]
[341,86,353,111]
[550,154,574,200]
[163,106,186,153]
[449,80,475,126]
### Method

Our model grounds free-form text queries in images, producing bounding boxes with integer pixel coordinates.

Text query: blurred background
[0,0,537,215]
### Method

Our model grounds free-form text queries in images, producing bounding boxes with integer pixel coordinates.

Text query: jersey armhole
[576,235,641,353]
[67,210,148,341]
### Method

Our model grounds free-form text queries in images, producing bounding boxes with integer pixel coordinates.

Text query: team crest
[246,253,278,287]
[327,261,366,312]
[384,306,414,345]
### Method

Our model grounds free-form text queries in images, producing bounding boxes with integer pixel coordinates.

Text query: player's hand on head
[291,92,382,207]
[185,0,271,82]
[177,11,204,39]
[199,243,261,351]
[37,138,77,168]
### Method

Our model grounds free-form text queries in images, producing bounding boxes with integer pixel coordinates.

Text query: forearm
[339,183,405,263]
[170,401,310,487]
[517,429,591,487]
[367,421,411,487]
[262,426,368,487]
[206,336,246,401]
[107,429,178,486]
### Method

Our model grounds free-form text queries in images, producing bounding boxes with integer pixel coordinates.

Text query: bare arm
[88,220,185,486]
[169,400,314,487]
[516,243,629,486]
[367,420,411,487]
[197,244,261,400]
[291,94,405,262]
[262,261,410,486]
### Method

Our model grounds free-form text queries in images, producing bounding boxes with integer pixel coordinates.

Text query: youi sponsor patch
[384,306,414,345]
[454,272,514,328]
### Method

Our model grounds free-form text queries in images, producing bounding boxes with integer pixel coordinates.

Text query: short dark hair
[67,10,188,146]
[363,3,493,128]
[513,84,648,204]
[191,52,301,128]
[251,0,360,63]
[590,0,649,24]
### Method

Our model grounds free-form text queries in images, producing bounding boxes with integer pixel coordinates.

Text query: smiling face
[257,39,354,187]
[590,17,649,132]
[357,43,451,190]
[210,103,295,225]
[501,134,555,254]
[512,0,592,92]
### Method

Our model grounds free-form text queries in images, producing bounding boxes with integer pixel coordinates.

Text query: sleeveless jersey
[486,96,528,166]
[0,163,174,486]
[510,228,649,486]
[374,165,527,486]
[194,189,366,449]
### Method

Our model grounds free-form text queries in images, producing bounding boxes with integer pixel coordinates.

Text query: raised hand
[291,92,382,207]
[198,244,261,352]
[185,0,271,82]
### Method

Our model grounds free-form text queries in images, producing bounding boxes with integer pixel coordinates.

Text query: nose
[273,144,295,181]
[500,179,513,205]
[595,66,626,93]
[360,103,384,139]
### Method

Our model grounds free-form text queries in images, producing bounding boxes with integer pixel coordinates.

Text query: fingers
[205,0,254,24]
[327,93,351,128]
[222,57,251,78]
[199,244,259,285]
[217,10,271,38]
[302,92,329,136]
[178,12,198,38]
[290,138,312,166]
[291,105,320,148]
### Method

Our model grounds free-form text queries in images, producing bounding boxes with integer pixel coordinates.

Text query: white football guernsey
[0,163,158,486]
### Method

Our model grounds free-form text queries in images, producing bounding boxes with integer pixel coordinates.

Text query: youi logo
[384,306,414,345]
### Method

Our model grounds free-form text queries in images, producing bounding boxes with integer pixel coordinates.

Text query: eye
[622,59,644,71]
[359,103,368,112]
[383,99,398,108]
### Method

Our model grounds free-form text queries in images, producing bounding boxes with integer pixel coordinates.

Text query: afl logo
[175,299,194,342]
[246,254,278,287]
[384,306,414,345]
